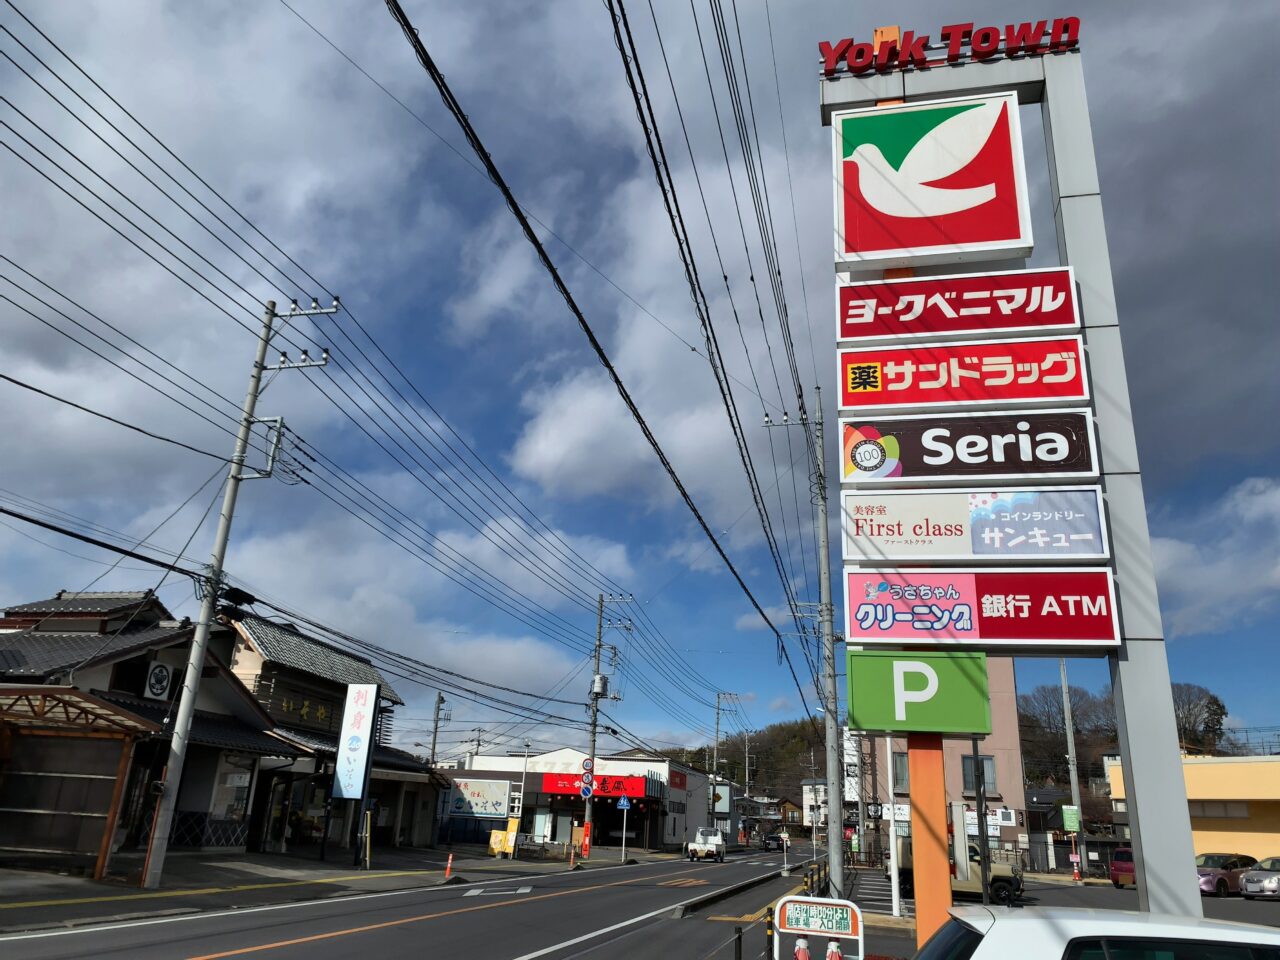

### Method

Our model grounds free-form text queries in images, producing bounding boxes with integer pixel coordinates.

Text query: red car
[1110,846,1135,888]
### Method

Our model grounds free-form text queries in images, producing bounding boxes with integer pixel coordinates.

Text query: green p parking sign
[846,650,991,734]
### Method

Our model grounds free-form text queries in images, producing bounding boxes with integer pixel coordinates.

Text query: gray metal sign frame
[822,49,1200,916]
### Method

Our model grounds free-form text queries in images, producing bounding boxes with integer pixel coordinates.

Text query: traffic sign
[1062,804,1081,832]
[582,758,594,771]
[580,786,592,799]
[581,772,594,786]
[773,896,862,960]
[617,796,631,810]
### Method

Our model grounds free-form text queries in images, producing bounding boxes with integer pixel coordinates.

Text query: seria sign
[840,410,1098,485]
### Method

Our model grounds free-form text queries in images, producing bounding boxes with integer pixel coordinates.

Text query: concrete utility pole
[813,387,844,898]
[1060,658,1087,876]
[584,593,605,847]
[144,298,336,889]
[429,692,445,766]
[972,737,992,905]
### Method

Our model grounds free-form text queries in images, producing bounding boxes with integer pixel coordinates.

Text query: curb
[669,858,820,919]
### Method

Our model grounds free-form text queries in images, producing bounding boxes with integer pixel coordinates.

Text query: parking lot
[1020,878,1280,926]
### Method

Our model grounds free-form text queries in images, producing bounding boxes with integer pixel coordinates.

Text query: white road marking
[463,886,532,897]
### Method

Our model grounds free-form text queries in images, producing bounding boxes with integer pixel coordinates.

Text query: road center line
[186,864,717,959]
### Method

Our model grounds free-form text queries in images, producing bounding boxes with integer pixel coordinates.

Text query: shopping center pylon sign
[833,92,1033,268]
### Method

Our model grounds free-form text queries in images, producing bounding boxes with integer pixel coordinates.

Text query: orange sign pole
[907,732,952,946]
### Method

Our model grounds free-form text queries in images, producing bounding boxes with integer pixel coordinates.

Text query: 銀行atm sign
[844,568,1119,650]
[838,337,1088,412]
[820,18,1080,76]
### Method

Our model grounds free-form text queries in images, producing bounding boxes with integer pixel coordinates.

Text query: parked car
[761,833,785,851]
[1242,857,1280,901]
[1110,846,1135,888]
[891,836,1023,906]
[687,827,726,862]
[913,905,1280,958]
[1197,852,1258,897]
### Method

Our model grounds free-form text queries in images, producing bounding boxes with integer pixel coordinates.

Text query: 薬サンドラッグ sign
[840,409,1098,485]
[836,267,1078,343]
[844,568,1119,649]
[332,683,378,801]
[842,486,1107,562]
[447,779,510,819]
[838,336,1086,411]
[845,650,991,734]
[832,92,1032,268]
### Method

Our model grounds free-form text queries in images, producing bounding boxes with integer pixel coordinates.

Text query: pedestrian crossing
[851,869,914,918]
[660,877,710,888]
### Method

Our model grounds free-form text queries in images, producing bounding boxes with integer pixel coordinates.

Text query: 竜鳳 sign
[845,568,1120,649]
[820,19,1080,76]
[832,92,1032,268]
[840,409,1098,485]
[842,486,1107,562]
[332,683,378,801]
[846,650,991,735]
[541,772,645,798]
[448,778,510,819]
[837,267,1078,343]
[773,896,863,960]
[838,337,1087,411]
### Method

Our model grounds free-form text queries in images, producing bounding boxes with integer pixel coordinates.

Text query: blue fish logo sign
[347,734,362,752]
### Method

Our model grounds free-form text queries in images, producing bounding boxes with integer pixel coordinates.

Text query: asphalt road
[0,851,896,960]
[1020,878,1280,927]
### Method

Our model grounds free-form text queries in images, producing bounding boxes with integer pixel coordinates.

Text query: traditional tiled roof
[3,590,165,617]
[97,692,304,757]
[274,725,429,773]
[232,613,403,705]
[0,624,194,679]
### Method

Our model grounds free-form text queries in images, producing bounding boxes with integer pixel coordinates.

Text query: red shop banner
[845,567,1119,649]
[541,772,646,798]
[837,267,1078,342]
[838,336,1087,412]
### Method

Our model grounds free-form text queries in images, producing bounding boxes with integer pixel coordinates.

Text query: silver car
[1242,856,1280,900]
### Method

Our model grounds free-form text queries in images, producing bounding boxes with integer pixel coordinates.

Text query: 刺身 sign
[332,683,377,801]
[820,18,1080,77]
[840,409,1098,485]
[846,650,991,735]
[836,267,1078,343]
[841,486,1108,563]
[832,92,1032,268]
[447,778,510,819]
[845,568,1120,649]
[838,336,1087,411]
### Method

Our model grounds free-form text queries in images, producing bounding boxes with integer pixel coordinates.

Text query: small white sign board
[773,896,862,960]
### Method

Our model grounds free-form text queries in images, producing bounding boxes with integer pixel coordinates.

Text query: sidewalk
[0,845,679,934]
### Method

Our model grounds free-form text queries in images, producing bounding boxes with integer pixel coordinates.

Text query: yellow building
[1106,755,1280,860]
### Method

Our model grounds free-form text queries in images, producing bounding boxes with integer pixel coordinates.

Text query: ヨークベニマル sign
[838,336,1087,411]
[845,568,1120,649]
[832,92,1032,267]
[845,650,991,735]
[842,486,1108,562]
[840,409,1098,484]
[820,19,1080,76]
[837,267,1078,342]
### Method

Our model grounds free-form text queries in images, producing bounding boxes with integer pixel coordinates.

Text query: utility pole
[1061,658,1087,877]
[813,386,844,898]
[972,737,992,905]
[429,692,445,766]
[584,594,605,850]
[143,298,334,890]
[469,727,486,763]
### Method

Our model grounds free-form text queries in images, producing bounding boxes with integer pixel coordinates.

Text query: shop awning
[0,685,159,734]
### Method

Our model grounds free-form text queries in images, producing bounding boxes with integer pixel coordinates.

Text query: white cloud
[1152,477,1280,638]
[735,605,792,632]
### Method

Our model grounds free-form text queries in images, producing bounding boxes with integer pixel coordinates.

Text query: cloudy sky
[0,0,1276,759]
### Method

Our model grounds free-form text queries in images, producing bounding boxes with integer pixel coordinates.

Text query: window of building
[892,752,909,793]
[1189,800,1249,819]
[961,755,996,794]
